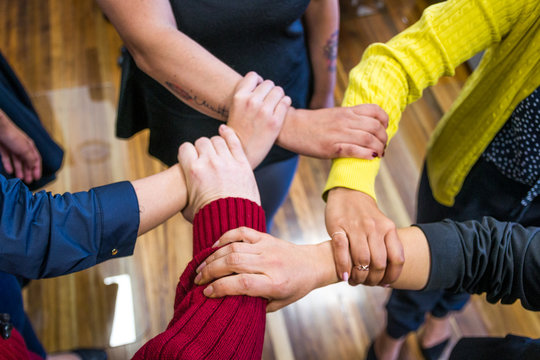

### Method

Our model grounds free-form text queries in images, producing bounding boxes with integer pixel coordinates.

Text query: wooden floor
[1,0,539,359]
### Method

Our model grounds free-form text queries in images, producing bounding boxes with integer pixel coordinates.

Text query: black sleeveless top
[117,0,312,167]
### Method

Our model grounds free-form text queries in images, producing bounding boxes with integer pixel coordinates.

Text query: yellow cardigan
[324,0,540,206]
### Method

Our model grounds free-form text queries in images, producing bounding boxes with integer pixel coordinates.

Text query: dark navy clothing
[417,218,540,359]
[484,86,540,207]
[418,218,540,311]
[0,52,63,190]
[450,335,540,360]
[0,175,140,279]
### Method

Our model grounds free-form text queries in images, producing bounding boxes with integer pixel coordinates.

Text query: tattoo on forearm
[165,81,229,118]
[323,30,339,72]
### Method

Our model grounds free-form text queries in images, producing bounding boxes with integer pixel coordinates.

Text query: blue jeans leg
[254,156,299,231]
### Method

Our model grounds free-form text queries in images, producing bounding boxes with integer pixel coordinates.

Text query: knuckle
[226,253,242,266]
[239,274,251,291]
[229,242,241,253]
[246,97,260,109]
[371,257,386,271]
[238,226,249,238]
[362,218,377,232]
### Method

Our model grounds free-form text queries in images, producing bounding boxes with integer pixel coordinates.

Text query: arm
[96,0,388,160]
[0,164,186,279]
[325,0,533,286]
[303,0,339,109]
[0,71,289,279]
[133,126,267,359]
[196,217,540,312]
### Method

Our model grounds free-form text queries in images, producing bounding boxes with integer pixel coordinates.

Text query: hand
[278,104,388,159]
[227,71,291,169]
[177,124,260,222]
[325,187,404,286]
[0,109,42,184]
[194,227,338,312]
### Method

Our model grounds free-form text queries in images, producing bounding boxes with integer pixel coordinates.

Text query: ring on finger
[331,231,347,239]
[355,264,370,271]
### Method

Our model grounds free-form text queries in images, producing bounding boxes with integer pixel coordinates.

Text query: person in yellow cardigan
[323,0,540,359]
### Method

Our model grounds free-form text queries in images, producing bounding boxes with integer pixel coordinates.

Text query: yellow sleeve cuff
[323,157,381,201]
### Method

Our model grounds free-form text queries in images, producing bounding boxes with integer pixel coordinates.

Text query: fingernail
[194,273,202,284]
[372,152,378,158]
[219,124,226,131]
[382,284,390,288]
[196,261,206,273]
[343,272,349,282]
[203,285,213,297]
[212,240,220,248]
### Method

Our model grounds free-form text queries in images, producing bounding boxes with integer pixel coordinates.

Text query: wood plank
[1,1,539,359]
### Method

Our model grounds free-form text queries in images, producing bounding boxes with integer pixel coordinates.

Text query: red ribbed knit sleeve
[132,198,267,359]
[0,328,43,360]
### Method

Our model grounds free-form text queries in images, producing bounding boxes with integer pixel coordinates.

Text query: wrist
[276,106,303,148]
[312,241,340,289]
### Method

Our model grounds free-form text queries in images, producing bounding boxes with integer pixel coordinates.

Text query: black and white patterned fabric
[483,86,540,207]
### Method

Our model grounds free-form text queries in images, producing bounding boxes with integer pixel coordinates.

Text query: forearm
[133,198,267,359]
[417,218,540,311]
[304,0,339,108]
[326,0,525,197]
[97,0,240,121]
[0,177,139,278]
[131,164,187,235]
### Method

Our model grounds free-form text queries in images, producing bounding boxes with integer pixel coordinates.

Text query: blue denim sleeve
[416,217,540,311]
[0,175,139,279]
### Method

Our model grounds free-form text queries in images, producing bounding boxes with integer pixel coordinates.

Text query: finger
[270,96,291,132]
[332,144,382,160]
[0,147,13,174]
[351,104,389,129]
[218,124,249,162]
[199,241,262,271]
[177,142,199,167]
[363,231,387,286]
[210,136,230,157]
[347,128,385,157]
[202,274,272,299]
[349,234,371,285]
[234,71,261,95]
[275,96,291,116]
[262,86,285,109]
[380,229,405,285]
[13,158,23,180]
[251,80,275,102]
[194,137,216,158]
[23,163,33,184]
[28,143,42,181]
[196,252,264,285]
[353,116,388,149]
[329,229,352,282]
[215,227,265,248]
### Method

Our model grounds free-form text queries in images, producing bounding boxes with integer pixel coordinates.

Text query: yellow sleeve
[323,0,530,200]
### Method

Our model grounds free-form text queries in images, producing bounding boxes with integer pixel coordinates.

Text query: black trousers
[386,157,540,339]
